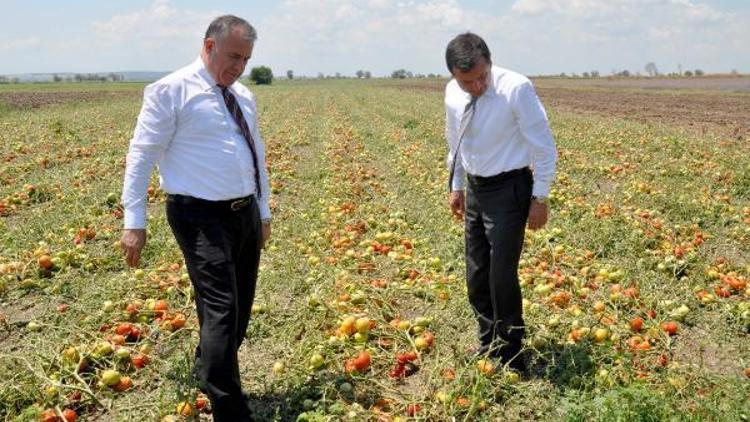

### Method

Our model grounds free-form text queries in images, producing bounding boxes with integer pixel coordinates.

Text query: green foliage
[250,66,274,85]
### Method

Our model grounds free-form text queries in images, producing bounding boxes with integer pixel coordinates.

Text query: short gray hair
[204,15,257,43]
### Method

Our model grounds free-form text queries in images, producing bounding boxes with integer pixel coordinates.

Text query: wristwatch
[531,195,548,204]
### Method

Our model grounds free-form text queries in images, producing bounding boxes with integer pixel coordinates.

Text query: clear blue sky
[1,0,748,76]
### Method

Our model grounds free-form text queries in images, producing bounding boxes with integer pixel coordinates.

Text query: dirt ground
[535,86,750,140]
[0,90,140,109]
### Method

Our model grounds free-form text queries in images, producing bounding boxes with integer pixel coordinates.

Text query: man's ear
[204,38,215,54]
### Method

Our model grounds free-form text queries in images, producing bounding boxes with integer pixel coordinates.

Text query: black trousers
[465,167,532,361]
[166,194,262,422]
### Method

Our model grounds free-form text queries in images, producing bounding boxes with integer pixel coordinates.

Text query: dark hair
[445,32,491,73]
[205,15,257,43]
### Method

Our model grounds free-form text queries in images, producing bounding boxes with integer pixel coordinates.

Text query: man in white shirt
[120,15,271,421]
[444,33,557,373]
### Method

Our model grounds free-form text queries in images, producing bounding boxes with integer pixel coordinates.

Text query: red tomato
[153,300,168,316]
[353,351,372,370]
[39,409,57,422]
[195,395,209,410]
[131,353,149,369]
[114,323,133,336]
[662,322,679,336]
[630,317,644,332]
[61,409,77,422]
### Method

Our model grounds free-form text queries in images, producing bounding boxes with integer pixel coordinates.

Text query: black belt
[467,167,530,187]
[167,194,254,211]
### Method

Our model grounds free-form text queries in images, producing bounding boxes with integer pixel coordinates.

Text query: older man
[121,15,271,421]
[444,33,557,372]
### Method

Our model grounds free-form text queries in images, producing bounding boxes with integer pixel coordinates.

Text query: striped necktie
[219,85,262,199]
[448,96,478,192]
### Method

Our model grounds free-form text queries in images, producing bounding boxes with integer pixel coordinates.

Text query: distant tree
[391,69,408,79]
[249,66,273,85]
[317,72,324,79]
[645,62,659,77]
[694,69,704,76]
[53,74,63,82]
[559,72,567,77]
[684,70,693,77]
[286,70,294,80]
[582,72,590,78]
[618,70,631,77]
[335,72,341,79]
[364,71,371,79]
[355,70,364,79]
[731,69,739,76]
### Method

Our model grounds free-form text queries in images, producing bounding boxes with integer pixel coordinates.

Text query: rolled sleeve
[122,84,177,229]
[512,82,557,197]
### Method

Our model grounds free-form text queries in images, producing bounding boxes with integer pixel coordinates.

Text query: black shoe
[507,356,528,375]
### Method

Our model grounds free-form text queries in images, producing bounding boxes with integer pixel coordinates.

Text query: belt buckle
[230,198,248,211]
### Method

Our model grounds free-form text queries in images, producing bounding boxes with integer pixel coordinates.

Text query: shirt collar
[193,57,223,93]
[481,66,498,99]
[457,65,498,104]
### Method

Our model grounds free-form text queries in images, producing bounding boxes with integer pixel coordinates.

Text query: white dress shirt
[445,65,557,197]
[122,58,271,229]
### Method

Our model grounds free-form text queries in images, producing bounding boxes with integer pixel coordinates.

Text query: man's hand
[449,190,465,221]
[527,200,548,230]
[261,222,271,248]
[121,229,147,267]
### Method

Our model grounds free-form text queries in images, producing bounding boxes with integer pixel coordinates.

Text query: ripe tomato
[131,353,150,369]
[630,317,644,332]
[61,409,77,422]
[170,313,187,330]
[353,351,371,369]
[195,395,209,410]
[38,255,54,270]
[406,403,421,416]
[153,300,168,316]
[396,351,417,364]
[113,376,133,392]
[662,321,679,336]
[39,409,57,422]
[422,332,435,347]
[114,323,133,336]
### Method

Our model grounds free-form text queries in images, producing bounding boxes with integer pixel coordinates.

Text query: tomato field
[0,78,749,421]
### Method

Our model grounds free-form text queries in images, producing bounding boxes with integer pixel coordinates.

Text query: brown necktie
[219,85,262,199]
[448,96,478,192]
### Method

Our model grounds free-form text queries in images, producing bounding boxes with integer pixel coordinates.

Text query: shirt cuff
[258,198,271,220]
[532,181,552,198]
[451,166,466,191]
[124,206,147,230]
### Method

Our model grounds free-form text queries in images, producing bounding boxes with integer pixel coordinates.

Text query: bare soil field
[533,75,750,92]
[0,90,140,109]
[534,86,750,140]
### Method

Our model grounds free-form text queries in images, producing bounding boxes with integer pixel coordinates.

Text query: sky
[1,0,748,77]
